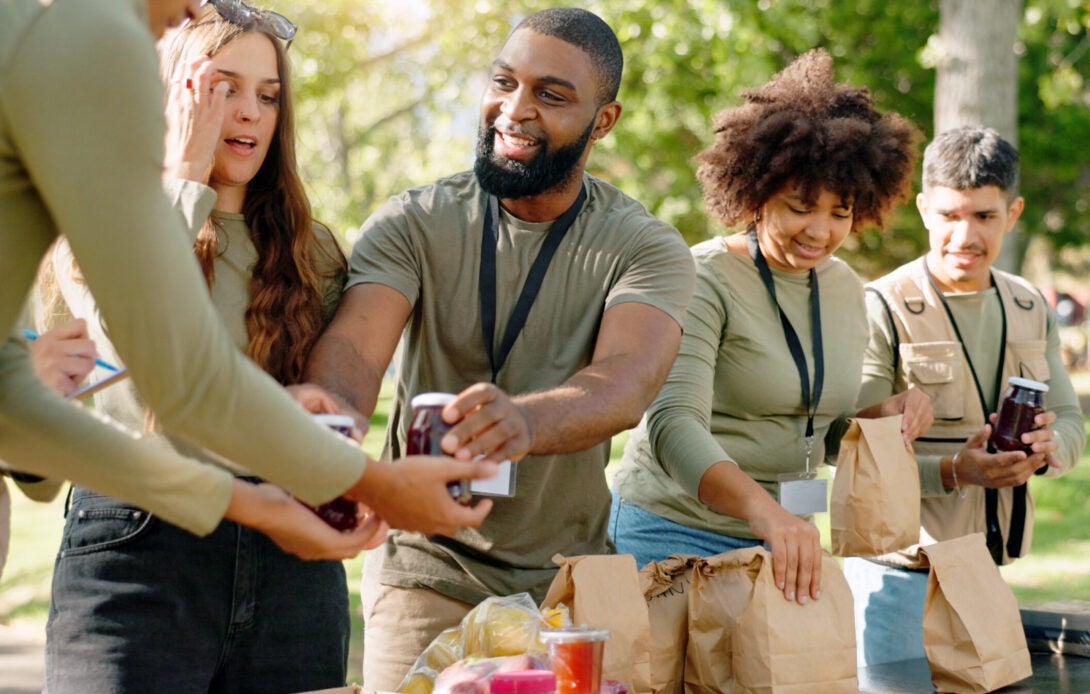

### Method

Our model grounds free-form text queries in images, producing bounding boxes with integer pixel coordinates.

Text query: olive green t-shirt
[612,238,868,539]
[349,170,695,603]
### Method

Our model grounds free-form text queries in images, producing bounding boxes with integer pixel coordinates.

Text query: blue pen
[22,328,121,373]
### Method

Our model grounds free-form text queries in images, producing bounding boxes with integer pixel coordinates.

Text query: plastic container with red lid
[489,669,557,694]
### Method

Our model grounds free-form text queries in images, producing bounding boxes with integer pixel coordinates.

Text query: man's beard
[473,117,595,199]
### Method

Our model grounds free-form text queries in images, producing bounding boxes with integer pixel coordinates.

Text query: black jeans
[44,487,350,693]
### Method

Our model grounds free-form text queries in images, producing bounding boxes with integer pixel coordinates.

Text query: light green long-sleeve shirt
[612,238,869,539]
[0,0,364,535]
[54,179,347,478]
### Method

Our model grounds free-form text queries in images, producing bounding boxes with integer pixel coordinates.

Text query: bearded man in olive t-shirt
[305,7,695,690]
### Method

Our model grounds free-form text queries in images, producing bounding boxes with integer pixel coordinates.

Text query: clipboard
[67,368,129,400]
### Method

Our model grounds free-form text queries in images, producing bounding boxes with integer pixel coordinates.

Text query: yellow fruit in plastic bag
[486,606,538,656]
[398,671,434,694]
[461,603,539,657]
[399,593,557,694]
[541,604,571,629]
[424,627,464,671]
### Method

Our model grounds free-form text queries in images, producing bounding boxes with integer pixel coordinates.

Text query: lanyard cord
[479,184,587,383]
[923,263,1008,419]
[923,263,1024,563]
[746,230,824,471]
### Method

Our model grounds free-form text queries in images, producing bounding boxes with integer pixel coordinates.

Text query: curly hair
[159,9,346,385]
[694,48,920,233]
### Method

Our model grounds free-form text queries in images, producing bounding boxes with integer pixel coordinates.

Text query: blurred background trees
[269,0,1090,285]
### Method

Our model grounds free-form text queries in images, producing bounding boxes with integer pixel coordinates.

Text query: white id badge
[778,471,827,515]
[471,459,516,497]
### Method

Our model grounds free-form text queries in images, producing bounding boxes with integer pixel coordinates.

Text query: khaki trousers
[361,553,474,692]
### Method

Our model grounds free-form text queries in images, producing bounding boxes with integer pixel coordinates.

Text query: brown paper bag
[541,553,651,693]
[639,554,701,694]
[685,547,857,693]
[830,415,921,557]
[920,533,1032,693]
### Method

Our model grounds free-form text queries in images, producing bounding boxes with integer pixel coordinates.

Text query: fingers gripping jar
[406,392,472,504]
[989,376,1049,455]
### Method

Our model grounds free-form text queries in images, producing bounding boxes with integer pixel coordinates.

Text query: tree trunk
[934,0,1024,273]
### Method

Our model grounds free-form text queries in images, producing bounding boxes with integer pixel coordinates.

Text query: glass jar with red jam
[989,376,1049,455]
[407,392,472,504]
[306,413,360,531]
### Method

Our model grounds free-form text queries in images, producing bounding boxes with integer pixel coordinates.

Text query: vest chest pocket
[900,341,965,420]
[1009,340,1050,384]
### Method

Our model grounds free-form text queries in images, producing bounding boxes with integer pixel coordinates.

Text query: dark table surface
[859,651,1090,693]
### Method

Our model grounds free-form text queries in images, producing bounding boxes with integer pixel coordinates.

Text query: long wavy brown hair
[159,9,346,385]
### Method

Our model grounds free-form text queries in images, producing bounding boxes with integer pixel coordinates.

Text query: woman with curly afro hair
[609,48,933,606]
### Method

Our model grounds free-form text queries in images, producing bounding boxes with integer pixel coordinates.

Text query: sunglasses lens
[207,0,296,43]
[210,0,243,23]
[267,13,297,40]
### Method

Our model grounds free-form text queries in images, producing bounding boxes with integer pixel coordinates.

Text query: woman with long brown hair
[43,6,374,691]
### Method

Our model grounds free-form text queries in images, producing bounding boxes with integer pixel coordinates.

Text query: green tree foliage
[1018,2,1090,256]
[265,0,1090,279]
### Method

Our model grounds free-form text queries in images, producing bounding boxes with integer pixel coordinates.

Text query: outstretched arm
[304,282,411,421]
[441,302,683,462]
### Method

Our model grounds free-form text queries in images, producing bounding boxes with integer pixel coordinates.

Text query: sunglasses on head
[198,0,297,48]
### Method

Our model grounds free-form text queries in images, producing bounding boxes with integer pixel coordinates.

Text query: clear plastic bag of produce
[397,593,571,694]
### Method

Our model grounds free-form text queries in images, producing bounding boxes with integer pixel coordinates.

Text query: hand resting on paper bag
[854,387,933,445]
[698,460,823,605]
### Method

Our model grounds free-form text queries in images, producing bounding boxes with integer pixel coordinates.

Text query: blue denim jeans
[608,492,763,568]
[45,487,350,694]
[844,556,928,667]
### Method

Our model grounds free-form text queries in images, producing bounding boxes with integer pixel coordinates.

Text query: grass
[1000,368,1090,604]
[3,374,1089,685]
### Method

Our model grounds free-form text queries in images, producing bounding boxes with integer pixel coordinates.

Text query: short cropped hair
[922,126,1019,198]
[695,48,920,233]
[514,7,623,105]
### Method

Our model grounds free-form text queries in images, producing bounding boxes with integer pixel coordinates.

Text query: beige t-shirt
[350,170,695,603]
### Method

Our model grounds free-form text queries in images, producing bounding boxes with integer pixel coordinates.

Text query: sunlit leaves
[260,0,1090,270]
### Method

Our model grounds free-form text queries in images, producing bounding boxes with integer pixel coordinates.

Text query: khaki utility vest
[868,258,1050,566]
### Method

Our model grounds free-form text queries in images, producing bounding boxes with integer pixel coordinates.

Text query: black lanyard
[479,185,587,382]
[923,263,1023,564]
[747,230,824,467]
[923,263,1007,420]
